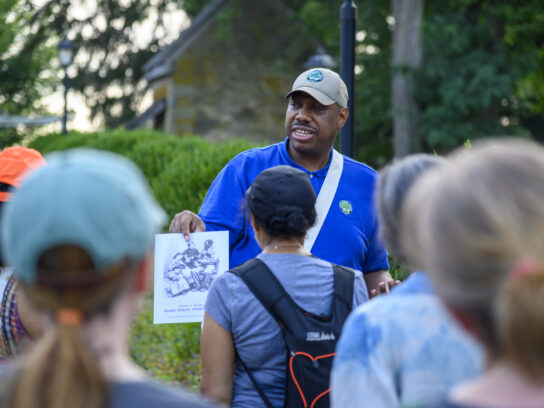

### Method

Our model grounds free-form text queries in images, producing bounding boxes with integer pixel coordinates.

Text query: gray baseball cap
[285,68,348,108]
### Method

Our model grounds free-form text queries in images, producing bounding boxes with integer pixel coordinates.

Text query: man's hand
[169,210,206,241]
[369,279,402,298]
[363,269,402,299]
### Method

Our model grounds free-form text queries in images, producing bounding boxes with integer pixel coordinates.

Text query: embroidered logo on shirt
[306,331,336,341]
[339,200,352,215]
[307,70,324,82]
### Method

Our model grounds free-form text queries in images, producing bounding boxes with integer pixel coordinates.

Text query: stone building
[127,0,323,143]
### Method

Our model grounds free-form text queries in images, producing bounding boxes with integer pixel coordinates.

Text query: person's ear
[134,254,151,294]
[250,213,267,249]
[250,213,260,234]
[337,107,349,130]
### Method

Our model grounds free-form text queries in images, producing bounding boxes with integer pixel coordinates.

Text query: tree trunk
[391,0,423,157]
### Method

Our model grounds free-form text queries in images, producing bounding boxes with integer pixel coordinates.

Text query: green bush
[129,298,203,391]
[388,255,410,282]
[28,130,259,389]
[153,138,256,217]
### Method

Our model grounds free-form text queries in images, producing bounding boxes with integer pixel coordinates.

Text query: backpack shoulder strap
[229,258,288,408]
[229,258,292,323]
[331,264,355,311]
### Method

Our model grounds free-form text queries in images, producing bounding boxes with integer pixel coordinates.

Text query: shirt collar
[279,137,332,178]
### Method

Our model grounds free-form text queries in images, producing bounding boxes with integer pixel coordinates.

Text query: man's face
[284,91,349,158]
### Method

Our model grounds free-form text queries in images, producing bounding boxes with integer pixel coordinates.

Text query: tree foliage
[0,0,57,145]
[241,0,544,161]
[0,0,198,130]
[0,0,56,114]
[2,0,543,157]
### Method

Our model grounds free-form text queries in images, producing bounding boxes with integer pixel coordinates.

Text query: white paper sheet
[153,231,229,324]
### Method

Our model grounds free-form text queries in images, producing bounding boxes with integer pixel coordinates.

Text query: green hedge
[28,129,259,389]
[29,130,258,219]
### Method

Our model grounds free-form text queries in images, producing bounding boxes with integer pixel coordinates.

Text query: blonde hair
[5,245,139,408]
[402,139,544,379]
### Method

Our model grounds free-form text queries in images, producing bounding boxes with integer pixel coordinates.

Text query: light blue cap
[1,148,167,284]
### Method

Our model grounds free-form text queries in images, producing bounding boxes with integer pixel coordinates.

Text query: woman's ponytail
[497,267,544,382]
[9,323,108,408]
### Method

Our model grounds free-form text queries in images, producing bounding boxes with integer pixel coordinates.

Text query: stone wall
[161,0,319,143]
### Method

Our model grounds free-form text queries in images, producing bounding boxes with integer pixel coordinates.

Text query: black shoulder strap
[331,264,355,311]
[231,258,356,321]
[229,258,290,408]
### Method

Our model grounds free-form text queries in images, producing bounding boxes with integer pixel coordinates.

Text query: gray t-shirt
[110,380,217,408]
[205,253,368,408]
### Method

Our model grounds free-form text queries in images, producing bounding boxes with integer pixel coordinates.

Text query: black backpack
[229,257,355,408]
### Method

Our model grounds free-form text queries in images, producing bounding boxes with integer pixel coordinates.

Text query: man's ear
[337,107,349,130]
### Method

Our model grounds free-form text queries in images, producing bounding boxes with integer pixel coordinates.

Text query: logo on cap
[307,70,324,82]
[339,200,352,215]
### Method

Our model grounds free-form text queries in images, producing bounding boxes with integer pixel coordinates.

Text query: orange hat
[0,147,46,202]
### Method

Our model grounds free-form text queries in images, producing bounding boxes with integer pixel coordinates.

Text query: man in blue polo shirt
[170,68,394,294]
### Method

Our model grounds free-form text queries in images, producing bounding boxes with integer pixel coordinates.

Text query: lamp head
[58,36,74,68]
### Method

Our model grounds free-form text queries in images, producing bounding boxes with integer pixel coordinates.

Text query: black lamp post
[340,0,357,158]
[304,46,337,70]
[58,36,74,135]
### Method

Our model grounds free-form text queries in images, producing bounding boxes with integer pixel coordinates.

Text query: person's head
[1,148,165,408]
[284,68,349,158]
[402,139,544,382]
[0,146,45,202]
[0,146,45,266]
[246,165,316,246]
[376,154,445,265]
[204,239,213,248]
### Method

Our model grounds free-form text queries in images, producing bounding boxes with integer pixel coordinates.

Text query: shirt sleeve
[352,270,369,306]
[361,213,390,274]
[331,305,398,408]
[198,161,247,254]
[204,273,234,333]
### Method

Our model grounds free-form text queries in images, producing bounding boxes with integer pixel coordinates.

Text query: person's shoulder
[110,380,218,408]
[228,142,282,165]
[210,269,237,287]
[209,268,250,295]
[341,154,379,177]
[221,142,284,183]
[338,154,379,193]
[349,288,437,325]
[349,292,397,321]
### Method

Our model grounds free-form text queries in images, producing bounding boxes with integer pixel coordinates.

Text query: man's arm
[170,161,247,248]
[364,270,401,298]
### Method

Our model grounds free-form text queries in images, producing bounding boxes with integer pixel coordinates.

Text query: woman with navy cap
[200,165,368,407]
[0,149,216,408]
